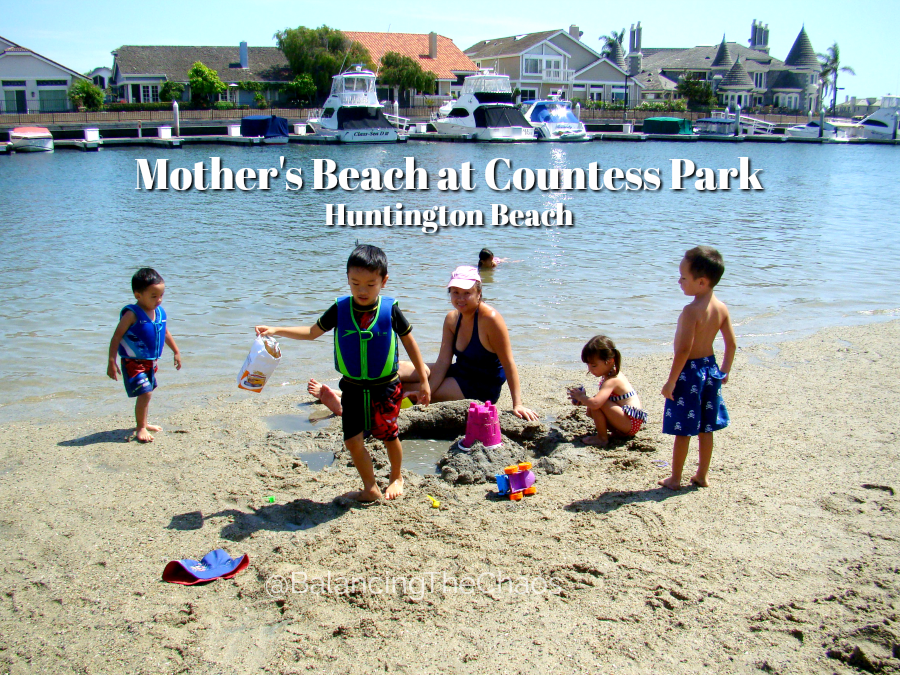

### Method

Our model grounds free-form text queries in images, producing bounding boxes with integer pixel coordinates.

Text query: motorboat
[240,115,289,144]
[830,96,900,141]
[432,70,535,142]
[307,65,399,143]
[784,120,846,139]
[10,126,54,152]
[519,92,589,141]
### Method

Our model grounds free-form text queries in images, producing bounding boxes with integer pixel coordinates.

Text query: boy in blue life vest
[256,245,431,502]
[107,268,182,442]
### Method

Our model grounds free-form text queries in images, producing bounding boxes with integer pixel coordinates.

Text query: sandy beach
[1,320,898,674]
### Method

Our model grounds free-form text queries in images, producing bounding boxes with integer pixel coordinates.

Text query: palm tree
[599,28,626,59]
[817,42,855,115]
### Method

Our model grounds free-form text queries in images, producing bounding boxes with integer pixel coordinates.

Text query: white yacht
[432,71,535,141]
[10,126,54,152]
[831,96,900,141]
[307,65,400,143]
[519,92,589,141]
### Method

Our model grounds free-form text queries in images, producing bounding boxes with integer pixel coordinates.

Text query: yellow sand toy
[426,494,440,508]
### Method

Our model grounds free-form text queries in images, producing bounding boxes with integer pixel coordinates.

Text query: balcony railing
[520,69,576,82]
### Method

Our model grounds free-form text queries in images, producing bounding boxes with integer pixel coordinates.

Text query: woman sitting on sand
[309,266,539,421]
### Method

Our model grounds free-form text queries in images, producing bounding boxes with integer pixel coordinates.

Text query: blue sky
[3,0,895,99]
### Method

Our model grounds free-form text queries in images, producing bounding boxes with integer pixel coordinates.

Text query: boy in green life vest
[255,245,431,501]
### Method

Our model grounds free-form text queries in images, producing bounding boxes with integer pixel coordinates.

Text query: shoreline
[2,308,898,427]
[1,319,898,673]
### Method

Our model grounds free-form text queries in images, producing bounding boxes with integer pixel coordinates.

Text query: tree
[599,28,626,59]
[676,75,716,110]
[274,25,373,99]
[159,81,185,102]
[281,74,316,106]
[68,79,104,111]
[378,51,436,102]
[188,62,226,106]
[817,42,855,115]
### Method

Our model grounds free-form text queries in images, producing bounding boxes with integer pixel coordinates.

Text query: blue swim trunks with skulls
[662,355,729,436]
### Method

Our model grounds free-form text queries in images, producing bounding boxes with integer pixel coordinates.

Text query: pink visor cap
[447,266,481,290]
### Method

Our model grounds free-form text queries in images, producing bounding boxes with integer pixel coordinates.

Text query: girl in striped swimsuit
[568,335,648,447]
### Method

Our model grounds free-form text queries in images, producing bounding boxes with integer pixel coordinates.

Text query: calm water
[0,140,898,423]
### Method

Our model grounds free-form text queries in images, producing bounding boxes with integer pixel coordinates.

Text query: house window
[754,72,765,89]
[37,80,68,86]
[520,89,537,101]
[2,80,26,87]
[141,85,159,103]
[524,58,541,74]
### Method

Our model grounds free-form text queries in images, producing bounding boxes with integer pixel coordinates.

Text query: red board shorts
[339,378,402,442]
[122,358,158,398]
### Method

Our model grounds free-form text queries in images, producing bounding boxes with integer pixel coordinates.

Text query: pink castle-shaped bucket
[459,401,502,450]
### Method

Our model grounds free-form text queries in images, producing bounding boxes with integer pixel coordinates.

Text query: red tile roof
[343,32,477,80]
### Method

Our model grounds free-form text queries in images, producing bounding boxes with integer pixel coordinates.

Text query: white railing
[338,93,372,106]
[383,112,410,131]
[521,69,576,82]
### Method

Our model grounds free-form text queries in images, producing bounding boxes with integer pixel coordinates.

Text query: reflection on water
[1,142,899,422]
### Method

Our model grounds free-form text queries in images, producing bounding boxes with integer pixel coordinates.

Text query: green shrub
[213,101,236,110]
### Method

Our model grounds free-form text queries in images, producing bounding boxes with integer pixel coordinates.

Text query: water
[1,141,898,423]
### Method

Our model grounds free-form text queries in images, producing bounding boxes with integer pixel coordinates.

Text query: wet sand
[0,321,898,674]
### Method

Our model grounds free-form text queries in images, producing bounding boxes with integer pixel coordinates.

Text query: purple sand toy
[460,401,502,449]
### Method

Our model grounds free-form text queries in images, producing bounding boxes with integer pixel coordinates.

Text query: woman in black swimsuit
[404,266,538,421]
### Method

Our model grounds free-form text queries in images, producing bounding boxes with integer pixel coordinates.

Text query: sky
[2,0,896,99]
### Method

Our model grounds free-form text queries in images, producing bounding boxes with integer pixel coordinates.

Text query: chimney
[569,24,582,41]
[429,32,437,58]
[750,20,757,47]
[629,21,642,52]
[239,41,248,69]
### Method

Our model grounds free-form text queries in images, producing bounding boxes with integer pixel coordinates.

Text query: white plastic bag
[237,336,281,393]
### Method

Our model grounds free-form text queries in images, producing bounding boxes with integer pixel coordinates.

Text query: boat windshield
[332,75,375,95]
[462,76,511,95]
[527,102,578,123]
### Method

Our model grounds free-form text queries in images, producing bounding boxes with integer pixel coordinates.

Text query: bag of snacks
[237,336,281,393]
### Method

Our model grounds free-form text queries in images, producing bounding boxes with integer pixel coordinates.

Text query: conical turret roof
[711,36,733,68]
[784,27,819,69]
[606,40,627,70]
[719,56,753,89]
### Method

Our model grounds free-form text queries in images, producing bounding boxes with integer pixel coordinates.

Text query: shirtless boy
[659,247,736,490]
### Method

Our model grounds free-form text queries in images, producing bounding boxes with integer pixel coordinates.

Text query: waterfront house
[342,31,477,104]
[635,22,822,111]
[835,96,885,118]
[0,35,87,113]
[109,42,292,106]
[464,26,643,105]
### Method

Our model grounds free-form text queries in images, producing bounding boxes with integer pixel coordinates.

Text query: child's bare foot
[132,427,155,443]
[147,424,162,432]
[690,475,709,487]
[341,485,382,502]
[385,477,404,500]
[658,476,682,490]
[308,379,342,416]
[581,435,608,447]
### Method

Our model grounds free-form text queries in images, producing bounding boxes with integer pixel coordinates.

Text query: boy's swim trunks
[339,378,403,441]
[122,358,158,398]
[662,355,729,436]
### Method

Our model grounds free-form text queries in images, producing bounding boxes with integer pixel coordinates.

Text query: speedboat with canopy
[519,92,589,141]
